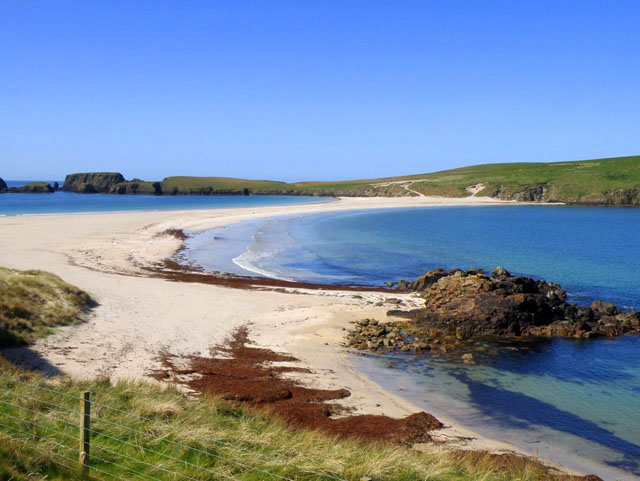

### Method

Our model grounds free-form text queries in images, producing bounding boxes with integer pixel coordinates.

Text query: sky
[1,1,639,182]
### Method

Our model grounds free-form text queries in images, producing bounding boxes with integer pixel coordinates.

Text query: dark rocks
[62,172,126,193]
[392,267,639,340]
[491,266,510,278]
[398,267,448,292]
[9,182,54,193]
[591,300,620,316]
[0,178,6,192]
[52,181,60,191]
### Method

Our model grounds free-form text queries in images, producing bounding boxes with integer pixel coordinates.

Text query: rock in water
[0,177,6,192]
[9,182,54,193]
[62,172,125,193]
[394,267,639,339]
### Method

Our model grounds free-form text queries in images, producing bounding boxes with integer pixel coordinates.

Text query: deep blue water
[188,205,640,480]
[0,180,330,215]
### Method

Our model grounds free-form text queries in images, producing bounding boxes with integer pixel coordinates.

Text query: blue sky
[1,1,639,181]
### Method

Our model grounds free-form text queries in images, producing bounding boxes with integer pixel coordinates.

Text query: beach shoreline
[2,195,626,479]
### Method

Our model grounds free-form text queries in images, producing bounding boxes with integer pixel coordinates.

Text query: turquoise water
[0,181,330,215]
[188,205,640,480]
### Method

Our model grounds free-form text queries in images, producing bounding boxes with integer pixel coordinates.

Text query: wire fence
[0,374,351,481]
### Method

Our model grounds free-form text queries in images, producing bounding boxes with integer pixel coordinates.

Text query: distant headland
[3,154,640,205]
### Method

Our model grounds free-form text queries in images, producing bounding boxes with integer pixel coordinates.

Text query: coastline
[0,195,625,479]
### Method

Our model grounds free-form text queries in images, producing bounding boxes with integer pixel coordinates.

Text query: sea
[0,180,330,215]
[183,205,640,481]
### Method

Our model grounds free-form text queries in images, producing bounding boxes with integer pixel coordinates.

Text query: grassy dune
[0,267,91,347]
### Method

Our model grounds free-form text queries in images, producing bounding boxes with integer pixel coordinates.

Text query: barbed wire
[0,374,348,481]
[87,398,347,481]
[0,386,298,481]
[0,410,79,445]
[0,419,76,455]
[0,423,100,479]
[0,384,77,414]
[88,450,167,481]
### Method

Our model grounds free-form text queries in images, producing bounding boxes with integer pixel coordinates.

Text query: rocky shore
[348,267,640,358]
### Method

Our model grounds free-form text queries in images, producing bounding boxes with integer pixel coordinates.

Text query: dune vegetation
[0,267,91,348]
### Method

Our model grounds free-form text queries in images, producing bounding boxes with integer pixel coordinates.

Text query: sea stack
[0,177,6,192]
[61,172,125,193]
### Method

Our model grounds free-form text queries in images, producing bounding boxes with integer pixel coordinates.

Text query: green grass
[124,155,640,203]
[0,268,91,347]
[0,359,567,481]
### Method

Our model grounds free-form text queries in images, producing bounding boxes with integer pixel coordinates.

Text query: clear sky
[1,1,639,181]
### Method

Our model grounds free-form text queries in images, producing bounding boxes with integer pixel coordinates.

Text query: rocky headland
[61,172,126,193]
[348,267,639,358]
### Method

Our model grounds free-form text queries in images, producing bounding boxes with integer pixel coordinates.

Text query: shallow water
[0,181,330,215]
[187,205,640,479]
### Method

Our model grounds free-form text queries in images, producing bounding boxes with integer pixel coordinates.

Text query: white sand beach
[0,195,595,476]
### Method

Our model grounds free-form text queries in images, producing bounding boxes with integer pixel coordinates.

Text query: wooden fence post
[79,391,90,477]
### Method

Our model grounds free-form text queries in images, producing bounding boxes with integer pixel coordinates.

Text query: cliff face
[0,178,6,192]
[62,173,125,193]
[485,183,640,206]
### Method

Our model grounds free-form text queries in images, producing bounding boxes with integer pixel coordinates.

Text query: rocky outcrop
[347,268,639,359]
[52,181,59,191]
[8,182,54,193]
[487,184,548,202]
[394,267,640,339]
[0,178,6,192]
[62,172,125,193]
[600,187,640,205]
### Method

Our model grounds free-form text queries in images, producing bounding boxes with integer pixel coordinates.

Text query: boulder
[62,172,125,193]
[591,300,620,316]
[492,266,510,278]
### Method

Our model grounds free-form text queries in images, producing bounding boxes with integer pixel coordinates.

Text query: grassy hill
[155,155,640,204]
[61,154,640,205]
